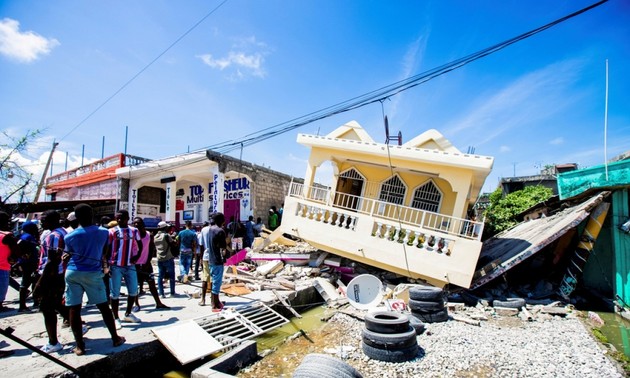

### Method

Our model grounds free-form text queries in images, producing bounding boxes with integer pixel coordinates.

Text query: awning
[470,191,609,290]
[3,199,116,214]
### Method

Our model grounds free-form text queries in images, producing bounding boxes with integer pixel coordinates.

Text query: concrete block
[446,302,465,312]
[256,260,284,276]
[191,340,258,378]
[494,307,519,316]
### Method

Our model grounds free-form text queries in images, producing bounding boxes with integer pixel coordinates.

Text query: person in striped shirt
[107,210,142,329]
[33,210,69,354]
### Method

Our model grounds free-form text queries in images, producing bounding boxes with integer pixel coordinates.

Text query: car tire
[361,341,419,363]
[295,354,363,378]
[406,313,426,335]
[407,299,445,313]
[364,311,410,334]
[408,286,444,301]
[361,326,418,350]
[493,298,526,309]
[411,308,449,323]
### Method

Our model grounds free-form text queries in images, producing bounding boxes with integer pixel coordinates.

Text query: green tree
[0,129,42,206]
[483,185,553,237]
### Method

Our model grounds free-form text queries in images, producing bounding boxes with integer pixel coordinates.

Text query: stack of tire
[361,311,419,363]
[407,286,449,323]
[293,353,363,378]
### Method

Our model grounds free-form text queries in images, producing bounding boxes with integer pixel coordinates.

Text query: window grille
[411,180,441,213]
[339,168,364,180]
[379,175,406,205]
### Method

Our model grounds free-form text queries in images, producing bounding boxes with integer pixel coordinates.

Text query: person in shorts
[63,204,125,355]
[200,213,227,311]
[107,210,142,329]
[33,210,69,354]
[132,217,168,311]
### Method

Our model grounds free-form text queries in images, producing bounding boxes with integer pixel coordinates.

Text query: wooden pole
[27,140,58,219]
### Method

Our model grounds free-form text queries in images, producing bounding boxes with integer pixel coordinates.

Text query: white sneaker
[33,342,63,356]
[115,319,123,330]
[122,313,141,323]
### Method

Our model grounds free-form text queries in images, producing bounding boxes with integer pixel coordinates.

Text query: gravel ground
[239,309,624,378]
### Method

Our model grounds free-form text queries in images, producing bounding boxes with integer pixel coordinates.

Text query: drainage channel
[161,304,329,378]
[595,311,630,358]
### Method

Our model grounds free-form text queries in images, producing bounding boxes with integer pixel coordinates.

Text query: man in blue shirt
[176,221,197,283]
[63,204,125,356]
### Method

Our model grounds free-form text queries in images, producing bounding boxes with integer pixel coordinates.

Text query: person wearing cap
[65,212,79,233]
[17,221,40,312]
[268,207,278,231]
[0,211,19,313]
[63,203,125,355]
[199,212,227,311]
[154,221,177,298]
[106,210,142,329]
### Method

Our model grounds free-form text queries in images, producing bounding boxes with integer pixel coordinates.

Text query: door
[224,199,241,222]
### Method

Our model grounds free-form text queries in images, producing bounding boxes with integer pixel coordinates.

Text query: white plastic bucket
[346,274,384,310]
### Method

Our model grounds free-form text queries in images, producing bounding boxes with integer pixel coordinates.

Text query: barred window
[339,168,363,181]
[411,180,442,213]
[379,175,406,205]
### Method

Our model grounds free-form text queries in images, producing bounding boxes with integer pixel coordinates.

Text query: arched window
[379,175,406,205]
[339,168,364,181]
[411,180,442,213]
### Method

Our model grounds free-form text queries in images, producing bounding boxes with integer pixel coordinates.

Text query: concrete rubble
[1,233,626,377]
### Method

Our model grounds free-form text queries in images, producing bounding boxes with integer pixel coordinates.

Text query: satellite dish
[346,274,384,310]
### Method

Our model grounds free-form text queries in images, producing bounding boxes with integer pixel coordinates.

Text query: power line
[58,0,230,143]
[195,0,608,155]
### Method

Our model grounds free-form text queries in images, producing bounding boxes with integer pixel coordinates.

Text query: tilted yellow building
[279,121,494,288]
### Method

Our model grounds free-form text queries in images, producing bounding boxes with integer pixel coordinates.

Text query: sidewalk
[0,275,264,378]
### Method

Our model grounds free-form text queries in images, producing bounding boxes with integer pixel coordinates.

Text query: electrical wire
[58,0,231,143]
[193,0,608,155]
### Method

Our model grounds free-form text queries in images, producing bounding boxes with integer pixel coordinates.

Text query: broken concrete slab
[256,260,284,276]
[313,277,342,303]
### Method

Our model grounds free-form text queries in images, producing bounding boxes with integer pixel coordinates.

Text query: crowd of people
[0,203,249,358]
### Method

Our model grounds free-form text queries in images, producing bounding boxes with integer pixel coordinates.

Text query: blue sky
[1,0,629,202]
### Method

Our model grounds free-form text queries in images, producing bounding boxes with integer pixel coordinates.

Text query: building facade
[276,121,494,288]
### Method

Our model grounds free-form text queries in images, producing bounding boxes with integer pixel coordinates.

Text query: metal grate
[379,175,406,205]
[411,180,442,213]
[194,302,290,349]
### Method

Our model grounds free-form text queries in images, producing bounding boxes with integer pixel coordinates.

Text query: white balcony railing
[288,182,483,240]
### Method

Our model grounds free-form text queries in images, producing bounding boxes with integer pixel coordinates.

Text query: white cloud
[549,137,564,145]
[499,145,511,152]
[197,35,269,79]
[0,18,59,63]
[388,34,428,119]
[444,59,585,146]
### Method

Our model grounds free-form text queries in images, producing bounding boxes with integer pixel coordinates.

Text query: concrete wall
[212,151,302,226]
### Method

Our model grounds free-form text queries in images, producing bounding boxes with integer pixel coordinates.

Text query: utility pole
[27,140,59,220]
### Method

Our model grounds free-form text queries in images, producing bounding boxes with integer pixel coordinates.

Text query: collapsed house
[465,154,630,315]
[273,121,494,288]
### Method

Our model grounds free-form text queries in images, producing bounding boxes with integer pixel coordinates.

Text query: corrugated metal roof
[470,192,609,290]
